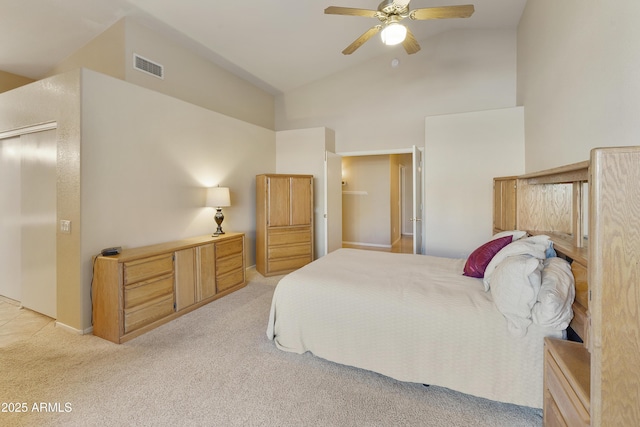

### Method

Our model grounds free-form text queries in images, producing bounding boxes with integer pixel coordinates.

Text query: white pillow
[483,235,550,291]
[491,230,527,242]
[531,257,575,330]
[490,255,543,337]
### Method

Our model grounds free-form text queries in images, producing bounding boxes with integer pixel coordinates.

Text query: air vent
[133,54,164,79]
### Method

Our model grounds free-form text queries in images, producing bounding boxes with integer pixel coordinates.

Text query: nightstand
[543,337,591,426]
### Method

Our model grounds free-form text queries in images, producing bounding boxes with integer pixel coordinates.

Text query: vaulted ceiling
[0,0,527,94]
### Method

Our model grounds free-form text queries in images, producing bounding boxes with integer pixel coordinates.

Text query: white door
[21,130,57,318]
[324,151,343,255]
[412,145,423,254]
[0,136,22,301]
[0,129,57,317]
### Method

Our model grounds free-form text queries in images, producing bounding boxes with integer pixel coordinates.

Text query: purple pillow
[463,235,513,278]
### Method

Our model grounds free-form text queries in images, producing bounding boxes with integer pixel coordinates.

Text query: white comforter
[267,248,562,408]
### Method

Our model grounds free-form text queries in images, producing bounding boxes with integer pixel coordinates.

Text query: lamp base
[213,208,225,236]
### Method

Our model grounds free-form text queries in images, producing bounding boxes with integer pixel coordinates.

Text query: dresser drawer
[123,254,174,285]
[216,253,243,276]
[216,237,243,258]
[217,269,245,293]
[268,227,311,246]
[124,294,174,334]
[268,243,311,260]
[124,273,174,309]
[545,349,590,427]
[268,256,311,274]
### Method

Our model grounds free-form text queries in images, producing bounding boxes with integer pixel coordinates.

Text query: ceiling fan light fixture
[380,22,407,46]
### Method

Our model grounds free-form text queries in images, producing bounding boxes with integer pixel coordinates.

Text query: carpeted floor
[0,269,542,426]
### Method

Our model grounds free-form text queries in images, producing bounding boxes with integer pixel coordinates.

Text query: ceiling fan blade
[410,5,475,20]
[324,6,379,18]
[342,26,382,55]
[402,28,421,54]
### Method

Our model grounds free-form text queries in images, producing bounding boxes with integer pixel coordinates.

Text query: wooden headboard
[554,246,589,345]
[494,160,591,344]
[494,147,640,425]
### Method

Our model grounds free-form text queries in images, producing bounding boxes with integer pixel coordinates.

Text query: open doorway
[340,152,414,254]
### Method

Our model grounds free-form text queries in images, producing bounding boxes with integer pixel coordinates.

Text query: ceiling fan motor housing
[378,0,410,21]
[325,1,474,55]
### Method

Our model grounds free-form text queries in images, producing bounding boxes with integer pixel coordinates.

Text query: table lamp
[206,186,231,236]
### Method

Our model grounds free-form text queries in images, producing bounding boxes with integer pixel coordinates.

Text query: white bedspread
[267,248,562,408]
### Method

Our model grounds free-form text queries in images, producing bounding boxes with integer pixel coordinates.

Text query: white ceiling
[0,0,527,94]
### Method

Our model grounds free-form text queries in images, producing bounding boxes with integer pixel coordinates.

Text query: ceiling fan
[325,0,474,55]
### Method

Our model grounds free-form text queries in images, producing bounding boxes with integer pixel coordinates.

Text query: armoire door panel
[291,177,312,226]
[268,176,291,227]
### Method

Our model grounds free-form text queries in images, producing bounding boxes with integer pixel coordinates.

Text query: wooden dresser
[92,233,245,344]
[256,174,314,277]
[494,147,640,426]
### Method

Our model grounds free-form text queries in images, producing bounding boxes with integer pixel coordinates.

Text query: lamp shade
[380,23,407,46]
[206,186,230,207]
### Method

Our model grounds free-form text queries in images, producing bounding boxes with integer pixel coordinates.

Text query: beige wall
[46,19,126,81]
[517,0,640,171]
[342,155,392,247]
[0,69,276,332]
[0,69,34,93]
[81,70,275,329]
[48,18,275,130]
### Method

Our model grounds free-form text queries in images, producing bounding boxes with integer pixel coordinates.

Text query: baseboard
[55,321,93,335]
[342,241,392,249]
[0,295,20,306]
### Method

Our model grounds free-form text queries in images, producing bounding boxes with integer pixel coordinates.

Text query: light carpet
[0,269,542,426]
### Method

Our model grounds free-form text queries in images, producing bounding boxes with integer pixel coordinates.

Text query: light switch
[60,220,71,234]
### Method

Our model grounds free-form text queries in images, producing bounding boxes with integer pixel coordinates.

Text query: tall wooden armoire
[256,174,314,276]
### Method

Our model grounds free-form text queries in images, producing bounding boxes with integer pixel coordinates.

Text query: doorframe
[0,122,57,139]
[399,163,407,235]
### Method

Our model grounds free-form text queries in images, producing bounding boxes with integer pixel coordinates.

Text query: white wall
[424,107,525,258]
[276,29,517,154]
[275,127,335,258]
[81,70,276,326]
[517,0,640,171]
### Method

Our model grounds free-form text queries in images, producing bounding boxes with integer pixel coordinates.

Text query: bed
[267,234,575,409]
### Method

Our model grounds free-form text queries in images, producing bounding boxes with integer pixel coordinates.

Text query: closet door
[20,130,57,318]
[0,136,22,301]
